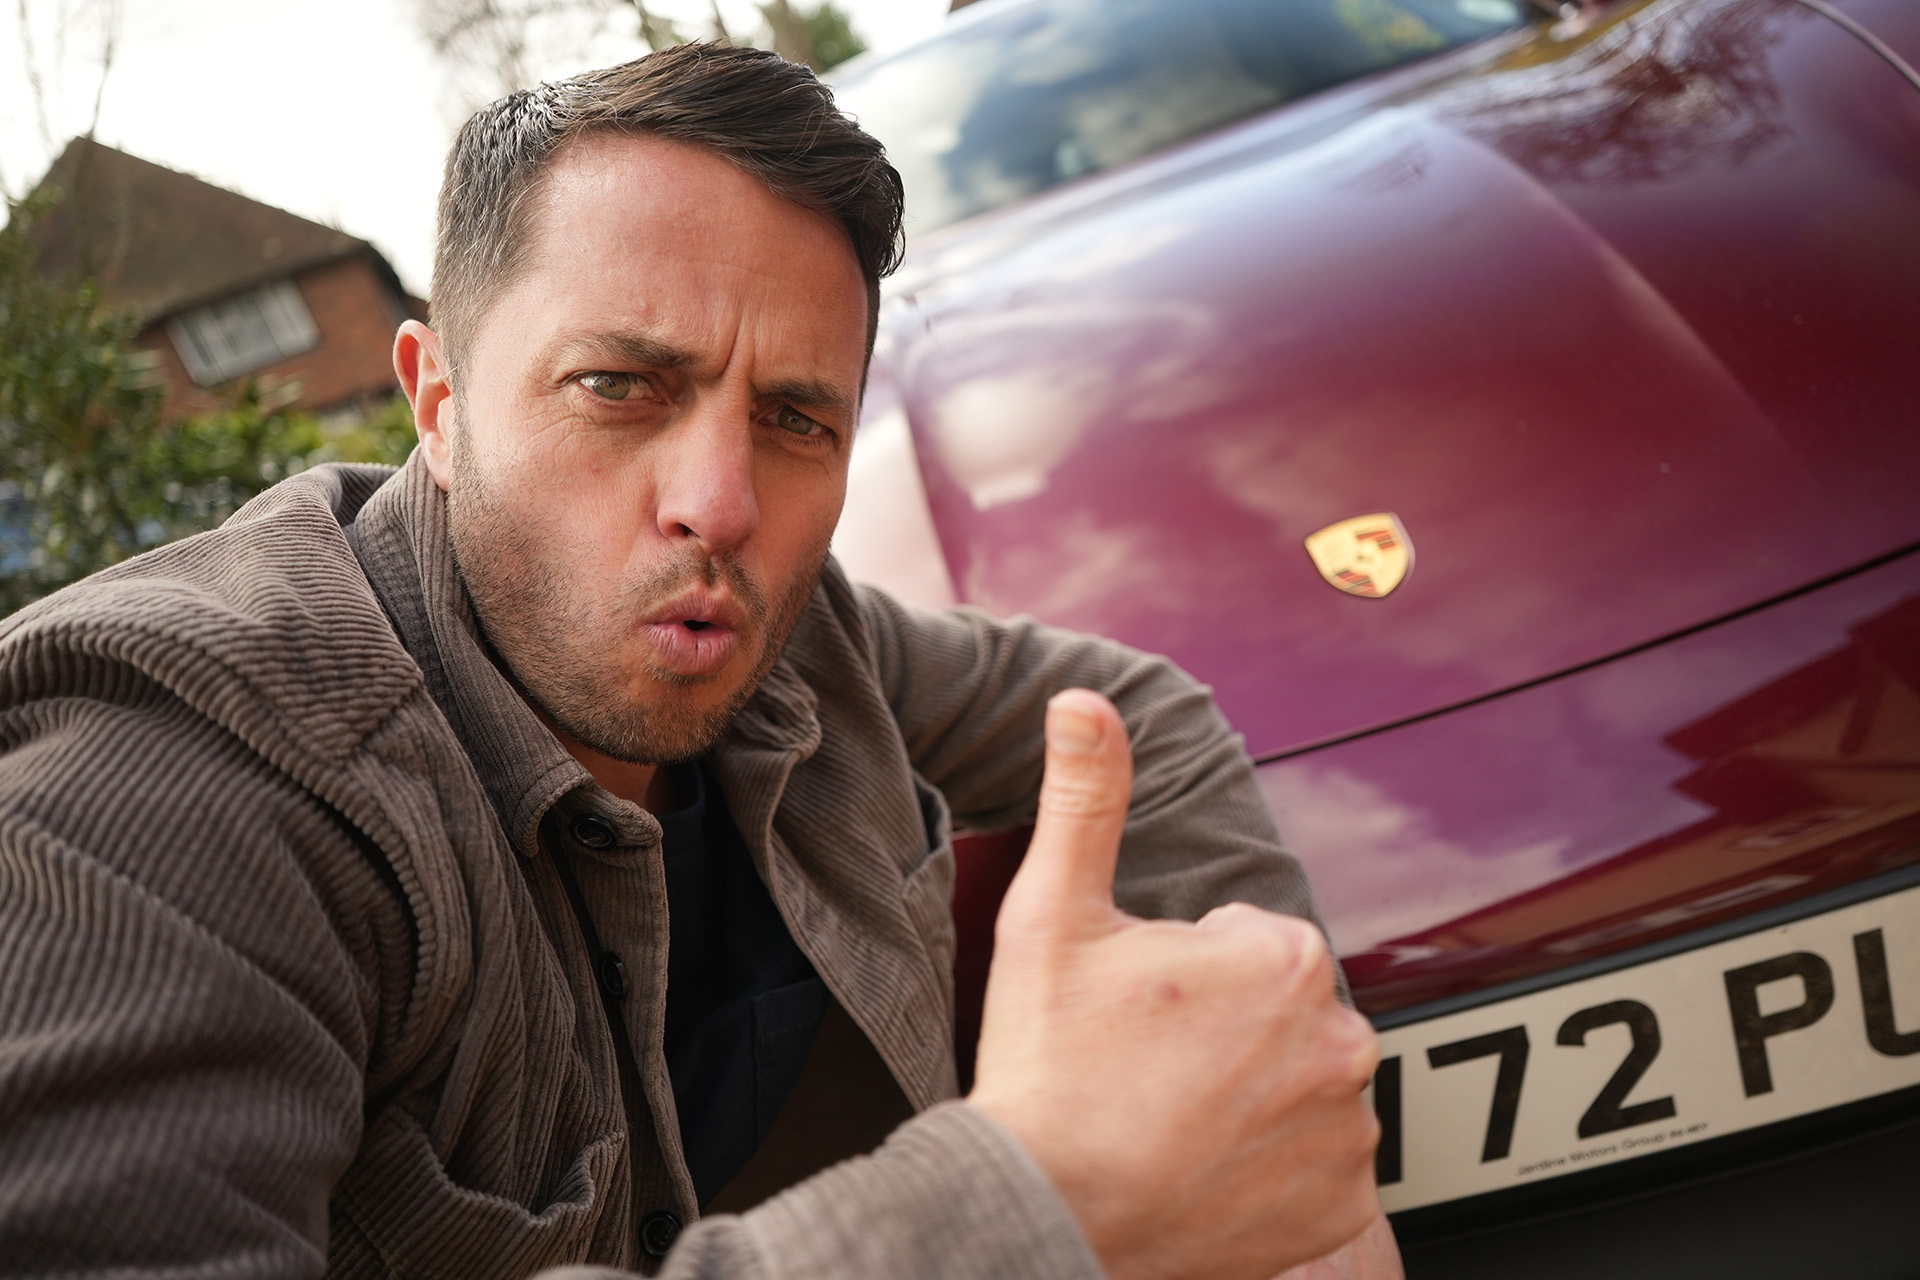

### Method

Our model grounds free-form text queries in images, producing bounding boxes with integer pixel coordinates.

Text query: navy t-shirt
[656,761,828,1206]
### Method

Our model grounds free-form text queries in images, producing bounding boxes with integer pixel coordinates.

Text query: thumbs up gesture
[968,691,1385,1280]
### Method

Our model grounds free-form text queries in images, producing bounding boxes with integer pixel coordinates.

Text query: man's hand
[968,690,1385,1280]
[1274,1215,1405,1280]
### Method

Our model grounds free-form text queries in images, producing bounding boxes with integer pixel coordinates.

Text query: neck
[530,705,680,813]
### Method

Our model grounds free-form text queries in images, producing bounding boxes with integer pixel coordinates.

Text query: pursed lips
[640,589,745,677]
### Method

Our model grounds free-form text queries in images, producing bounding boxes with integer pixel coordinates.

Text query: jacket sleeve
[855,584,1327,927]
[0,688,391,1279]
[614,1101,1103,1280]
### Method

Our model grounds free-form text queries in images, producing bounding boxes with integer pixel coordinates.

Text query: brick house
[32,137,426,419]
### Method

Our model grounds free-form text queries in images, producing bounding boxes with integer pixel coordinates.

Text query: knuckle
[1292,1009,1378,1096]
[1340,1012,1381,1076]
[1230,911,1330,970]
[1269,918,1337,993]
[1295,925,1335,982]
[1349,1097,1382,1154]
[1206,902,1314,950]
[1197,900,1266,931]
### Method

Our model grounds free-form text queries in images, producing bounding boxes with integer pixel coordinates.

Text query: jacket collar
[351,454,601,856]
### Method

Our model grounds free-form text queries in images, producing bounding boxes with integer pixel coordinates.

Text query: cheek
[758,459,847,565]
[567,488,662,583]
[504,437,659,572]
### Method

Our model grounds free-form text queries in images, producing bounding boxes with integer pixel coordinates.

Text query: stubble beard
[445,430,827,766]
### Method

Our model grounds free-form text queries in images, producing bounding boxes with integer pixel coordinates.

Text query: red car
[829,0,1920,1273]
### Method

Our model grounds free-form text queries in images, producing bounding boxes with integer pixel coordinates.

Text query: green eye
[776,406,821,436]
[581,372,635,400]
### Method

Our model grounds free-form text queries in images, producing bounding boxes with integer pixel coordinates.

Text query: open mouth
[644,610,740,677]
[642,588,745,676]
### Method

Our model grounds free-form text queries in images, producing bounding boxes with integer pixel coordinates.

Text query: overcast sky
[1,0,954,295]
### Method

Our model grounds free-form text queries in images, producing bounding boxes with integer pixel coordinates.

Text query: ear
[394,320,456,493]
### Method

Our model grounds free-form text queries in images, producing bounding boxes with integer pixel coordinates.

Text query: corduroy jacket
[0,457,1327,1280]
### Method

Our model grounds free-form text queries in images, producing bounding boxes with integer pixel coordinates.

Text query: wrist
[964,1092,1148,1279]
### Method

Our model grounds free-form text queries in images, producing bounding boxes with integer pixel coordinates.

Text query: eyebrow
[760,376,856,423]
[553,330,697,373]
[553,330,857,422]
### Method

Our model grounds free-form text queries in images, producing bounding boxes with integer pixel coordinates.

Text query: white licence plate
[1372,881,1920,1214]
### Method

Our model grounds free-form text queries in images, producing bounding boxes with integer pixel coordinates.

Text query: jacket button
[571,814,616,849]
[639,1209,681,1258]
[596,952,629,1000]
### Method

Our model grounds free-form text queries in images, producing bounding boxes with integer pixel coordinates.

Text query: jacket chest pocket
[328,1105,627,1280]
[899,772,958,996]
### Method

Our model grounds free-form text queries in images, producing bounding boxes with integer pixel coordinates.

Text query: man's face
[429,133,869,764]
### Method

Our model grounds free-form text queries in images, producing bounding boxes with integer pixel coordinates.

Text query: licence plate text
[1372,882,1920,1213]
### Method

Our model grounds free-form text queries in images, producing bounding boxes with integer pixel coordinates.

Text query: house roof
[29,137,393,325]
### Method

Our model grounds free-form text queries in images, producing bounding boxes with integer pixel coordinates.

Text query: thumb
[1001,689,1134,937]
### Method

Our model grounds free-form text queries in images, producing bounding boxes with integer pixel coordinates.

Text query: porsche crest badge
[1304,513,1412,599]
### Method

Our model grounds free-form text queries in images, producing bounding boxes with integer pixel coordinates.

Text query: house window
[166,279,319,385]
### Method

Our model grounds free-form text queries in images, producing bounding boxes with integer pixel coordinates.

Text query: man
[0,44,1396,1280]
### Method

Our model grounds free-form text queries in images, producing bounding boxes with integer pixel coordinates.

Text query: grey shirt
[0,456,1328,1279]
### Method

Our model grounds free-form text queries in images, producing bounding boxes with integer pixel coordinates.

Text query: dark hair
[432,43,904,368]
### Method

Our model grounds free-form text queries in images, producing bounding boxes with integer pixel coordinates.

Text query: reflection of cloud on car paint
[965,510,1168,622]
[1037,220,1198,283]
[1573,633,1852,738]
[930,370,1097,509]
[1259,760,1572,953]
[919,299,1219,509]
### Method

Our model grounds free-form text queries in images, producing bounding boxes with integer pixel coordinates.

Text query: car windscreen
[832,0,1530,237]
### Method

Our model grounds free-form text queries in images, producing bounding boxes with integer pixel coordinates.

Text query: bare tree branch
[628,1,668,50]
[414,0,644,96]
[760,0,812,68]
[84,0,120,139]
[17,0,55,154]
[410,0,867,98]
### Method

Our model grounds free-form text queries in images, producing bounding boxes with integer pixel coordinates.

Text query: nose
[653,397,760,554]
